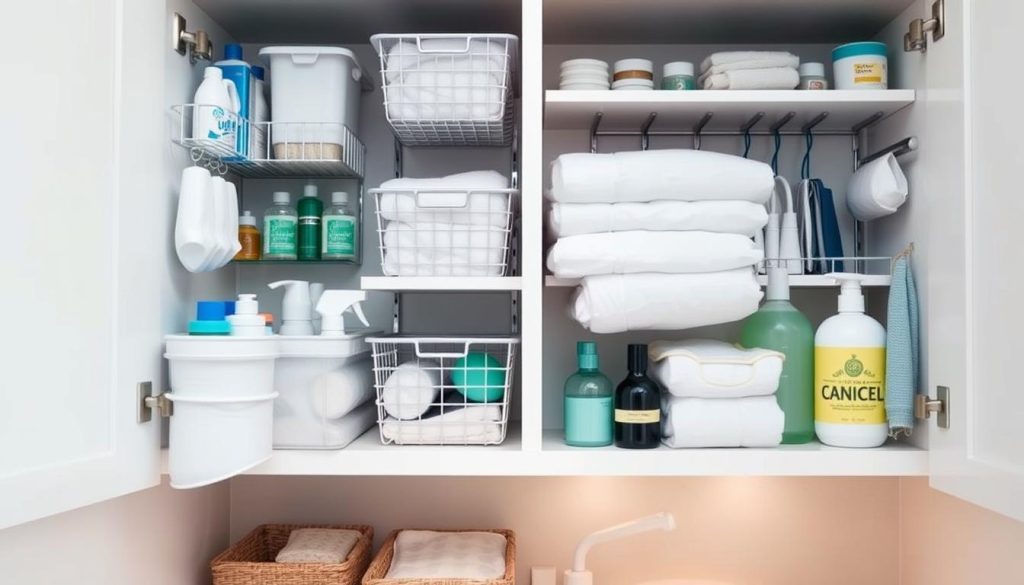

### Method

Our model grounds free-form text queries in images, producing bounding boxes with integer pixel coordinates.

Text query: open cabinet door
[924,0,1024,521]
[0,0,164,528]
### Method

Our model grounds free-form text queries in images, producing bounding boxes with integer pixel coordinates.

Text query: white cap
[765,267,790,301]
[331,191,349,204]
[273,191,290,204]
[828,272,867,313]
[303,183,318,198]
[613,58,654,72]
[799,62,826,77]
[239,210,256,226]
[663,61,694,77]
[203,66,222,79]
[236,294,258,315]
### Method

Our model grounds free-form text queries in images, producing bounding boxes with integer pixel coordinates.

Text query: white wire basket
[368,336,519,446]
[371,187,518,276]
[371,33,518,146]
[759,256,892,276]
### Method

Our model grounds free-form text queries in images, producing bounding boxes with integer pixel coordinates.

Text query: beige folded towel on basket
[275,528,362,564]
[385,530,507,579]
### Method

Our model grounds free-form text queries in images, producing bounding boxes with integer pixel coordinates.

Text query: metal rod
[692,112,713,150]
[740,112,766,133]
[801,112,830,134]
[859,136,919,166]
[393,137,403,178]
[589,112,604,153]
[640,112,657,151]
[769,112,797,133]
[594,129,856,138]
[851,111,885,133]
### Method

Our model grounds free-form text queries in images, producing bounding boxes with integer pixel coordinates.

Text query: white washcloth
[273,402,376,449]
[699,56,801,79]
[385,40,509,82]
[381,406,504,444]
[383,222,507,276]
[377,171,510,227]
[547,231,763,278]
[703,67,800,90]
[662,396,784,448]
[310,360,374,420]
[381,360,442,420]
[649,339,784,398]
[549,150,774,204]
[700,51,799,71]
[275,528,363,563]
[571,270,763,333]
[385,530,507,579]
[548,200,768,238]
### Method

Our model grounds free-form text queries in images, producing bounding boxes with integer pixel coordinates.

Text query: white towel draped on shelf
[702,67,800,90]
[381,404,504,445]
[661,395,785,448]
[700,51,799,71]
[649,339,784,399]
[548,200,769,238]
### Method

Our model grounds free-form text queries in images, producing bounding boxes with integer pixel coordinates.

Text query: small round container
[798,62,828,90]
[561,71,609,84]
[661,61,695,90]
[561,58,609,72]
[613,58,654,84]
[832,42,888,89]
[612,79,654,91]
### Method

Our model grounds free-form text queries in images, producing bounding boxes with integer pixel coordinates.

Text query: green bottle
[297,183,323,260]
[564,341,613,447]
[740,267,815,444]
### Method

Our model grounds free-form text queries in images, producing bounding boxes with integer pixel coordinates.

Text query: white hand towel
[846,153,909,221]
[381,360,442,420]
[700,51,799,71]
[649,339,784,398]
[381,404,504,445]
[311,359,374,420]
[385,530,507,579]
[547,231,763,278]
[698,55,801,79]
[378,171,510,227]
[385,39,509,81]
[383,222,507,276]
[703,67,800,90]
[273,401,376,449]
[387,73,505,121]
[549,150,774,204]
[548,200,769,238]
[661,396,784,448]
[275,528,363,563]
[571,270,763,334]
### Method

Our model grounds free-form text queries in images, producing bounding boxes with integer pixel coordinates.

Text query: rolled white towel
[275,528,363,563]
[387,72,505,121]
[548,200,769,238]
[377,171,510,227]
[649,339,784,398]
[311,359,374,420]
[700,51,799,71]
[571,270,763,334]
[381,360,442,420]
[661,395,784,448]
[546,231,764,278]
[702,67,800,90]
[549,150,774,204]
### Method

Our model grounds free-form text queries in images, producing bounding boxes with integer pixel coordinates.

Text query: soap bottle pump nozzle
[315,290,370,336]
[826,272,868,313]
[267,280,314,336]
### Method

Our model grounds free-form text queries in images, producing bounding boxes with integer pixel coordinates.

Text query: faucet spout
[572,512,677,573]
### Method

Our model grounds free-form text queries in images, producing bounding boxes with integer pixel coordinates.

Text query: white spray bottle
[268,280,314,336]
[316,290,370,336]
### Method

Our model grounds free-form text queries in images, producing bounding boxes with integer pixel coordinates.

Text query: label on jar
[661,75,696,90]
[614,409,660,424]
[853,61,886,85]
[323,216,355,256]
[814,347,886,424]
[264,216,297,256]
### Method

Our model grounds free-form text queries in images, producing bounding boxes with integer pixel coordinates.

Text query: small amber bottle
[235,210,261,261]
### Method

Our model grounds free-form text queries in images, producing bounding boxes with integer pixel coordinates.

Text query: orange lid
[260,313,273,325]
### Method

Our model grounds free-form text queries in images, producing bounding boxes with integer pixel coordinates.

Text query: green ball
[451,352,505,403]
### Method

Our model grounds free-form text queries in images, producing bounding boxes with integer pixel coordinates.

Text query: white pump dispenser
[315,290,370,336]
[268,280,314,336]
[227,294,266,336]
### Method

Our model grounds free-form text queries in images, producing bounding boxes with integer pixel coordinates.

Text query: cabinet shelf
[546,274,892,288]
[234,259,360,266]
[361,276,523,291]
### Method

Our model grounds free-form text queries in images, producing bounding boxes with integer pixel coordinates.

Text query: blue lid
[224,301,236,316]
[253,66,265,80]
[188,320,232,335]
[196,301,228,321]
[224,43,244,60]
[832,41,887,61]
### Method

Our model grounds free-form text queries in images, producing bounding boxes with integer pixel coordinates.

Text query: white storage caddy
[164,335,279,488]
[368,336,519,446]
[371,33,518,146]
[371,187,519,276]
[273,334,377,449]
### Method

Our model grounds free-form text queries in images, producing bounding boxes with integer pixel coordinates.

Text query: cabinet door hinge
[904,0,945,52]
[137,381,173,423]
[914,386,949,429]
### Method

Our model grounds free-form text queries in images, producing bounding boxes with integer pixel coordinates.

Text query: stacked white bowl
[612,58,655,90]
[560,58,610,90]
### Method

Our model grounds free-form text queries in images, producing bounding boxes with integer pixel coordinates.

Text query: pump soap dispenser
[268,280,314,336]
[315,290,370,336]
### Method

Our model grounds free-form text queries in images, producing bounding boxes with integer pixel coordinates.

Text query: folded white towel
[385,530,507,579]
[662,396,784,448]
[548,200,768,238]
[275,528,363,564]
[381,360,442,420]
[649,339,784,398]
[310,359,374,420]
[381,404,504,445]
[703,67,800,90]
[383,222,507,276]
[700,51,799,71]
[549,150,774,204]
[386,73,505,121]
[698,56,801,80]
[377,171,511,227]
[273,401,376,449]
[547,231,763,278]
[571,270,763,334]
[385,40,509,82]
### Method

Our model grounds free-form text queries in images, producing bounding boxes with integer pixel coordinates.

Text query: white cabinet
[3,0,1024,530]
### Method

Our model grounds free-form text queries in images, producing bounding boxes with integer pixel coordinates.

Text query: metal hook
[800,112,828,180]
[740,112,764,158]
[692,112,713,150]
[640,112,657,151]
[589,112,604,154]
[769,112,795,176]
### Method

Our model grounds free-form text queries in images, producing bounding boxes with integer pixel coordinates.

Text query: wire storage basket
[371,33,518,146]
[368,336,519,446]
[371,187,518,276]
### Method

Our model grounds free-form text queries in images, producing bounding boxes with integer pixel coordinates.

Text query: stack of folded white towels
[650,339,785,448]
[546,149,774,333]
[699,51,800,90]
[377,170,512,276]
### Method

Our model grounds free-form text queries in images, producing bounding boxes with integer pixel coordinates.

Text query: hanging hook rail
[801,112,829,134]
[852,111,885,134]
[640,112,657,151]
[769,111,797,134]
[692,112,713,150]
[859,136,919,166]
[740,112,764,158]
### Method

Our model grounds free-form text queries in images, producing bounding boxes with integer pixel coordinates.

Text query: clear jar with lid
[798,62,828,90]
[661,61,695,90]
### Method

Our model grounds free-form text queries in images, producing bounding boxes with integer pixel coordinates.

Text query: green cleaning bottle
[297,183,323,260]
[740,267,815,444]
[564,341,613,447]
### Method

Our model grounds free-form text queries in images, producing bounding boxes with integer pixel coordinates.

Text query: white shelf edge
[361,276,523,291]
[545,274,891,288]
[545,89,918,106]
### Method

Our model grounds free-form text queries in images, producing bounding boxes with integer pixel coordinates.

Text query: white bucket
[166,392,277,488]
[164,335,278,398]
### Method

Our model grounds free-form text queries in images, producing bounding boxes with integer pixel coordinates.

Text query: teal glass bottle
[564,341,614,447]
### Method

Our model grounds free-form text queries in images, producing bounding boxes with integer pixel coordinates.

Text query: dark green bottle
[614,344,662,449]
[297,183,323,260]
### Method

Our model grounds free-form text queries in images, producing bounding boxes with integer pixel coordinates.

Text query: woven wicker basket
[211,523,373,585]
[362,529,516,585]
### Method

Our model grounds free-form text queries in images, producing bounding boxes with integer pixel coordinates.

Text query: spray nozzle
[315,290,370,336]
[268,280,314,335]
[826,272,867,313]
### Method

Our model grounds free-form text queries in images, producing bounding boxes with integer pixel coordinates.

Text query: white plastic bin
[166,392,277,488]
[258,46,369,160]
[273,335,377,449]
[164,335,278,398]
